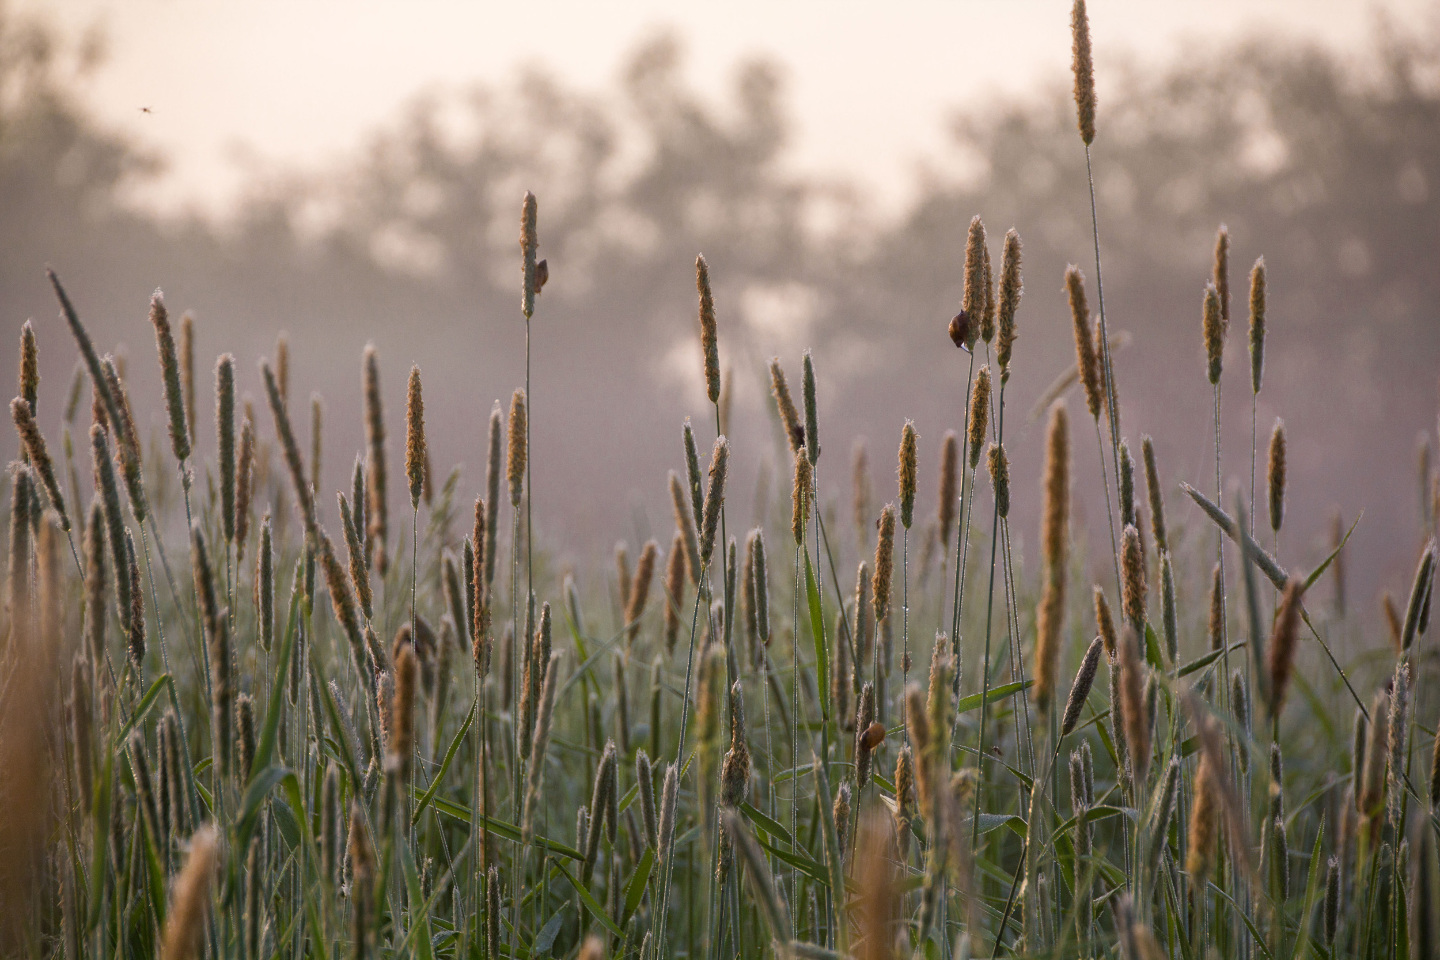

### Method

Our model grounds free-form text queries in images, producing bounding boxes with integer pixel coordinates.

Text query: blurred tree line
[1,6,1437,601]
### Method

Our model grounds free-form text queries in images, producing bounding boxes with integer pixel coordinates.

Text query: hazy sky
[21,0,1434,218]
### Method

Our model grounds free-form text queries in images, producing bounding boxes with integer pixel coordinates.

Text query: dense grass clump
[2,5,1439,959]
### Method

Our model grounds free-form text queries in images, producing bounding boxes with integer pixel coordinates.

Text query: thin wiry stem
[1084,144,1123,535]
[655,567,712,958]
[948,351,977,654]
[1094,416,1123,593]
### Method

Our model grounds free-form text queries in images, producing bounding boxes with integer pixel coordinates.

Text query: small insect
[949,311,971,351]
[139,106,153,114]
[534,258,549,292]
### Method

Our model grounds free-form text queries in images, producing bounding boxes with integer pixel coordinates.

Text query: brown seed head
[148,293,191,464]
[1066,266,1103,418]
[1034,403,1070,709]
[260,360,316,538]
[1208,562,1225,652]
[1203,282,1225,386]
[720,683,751,807]
[980,240,996,345]
[1186,755,1219,887]
[521,190,539,319]
[216,354,236,541]
[699,436,729,565]
[624,539,659,640]
[1265,578,1303,720]
[1141,436,1166,553]
[663,528,686,653]
[1093,586,1117,658]
[852,440,871,548]
[405,365,426,510]
[669,471,702,586]
[507,388,527,508]
[161,824,218,960]
[984,441,1010,520]
[1071,0,1096,144]
[1268,418,1286,533]
[937,429,958,539]
[791,448,811,546]
[1061,636,1104,737]
[1248,257,1266,395]
[18,319,37,415]
[362,344,387,572]
[11,397,69,531]
[1121,524,1146,630]
[967,365,991,469]
[872,502,896,624]
[697,255,721,404]
[1119,627,1149,784]
[962,217,987,350]
[1042,402,1070,569]
[1213,225,1231,327]
[1360,690,1390,817]
[854,682,877,786]
[769,358,804,454]
[1388,659,1410,824]
[178,311,196,446]
[235,411,255,559]
[310,393,324,498]
[388,641,417,777]
[996,229,1022,373]
[898,420,918,529]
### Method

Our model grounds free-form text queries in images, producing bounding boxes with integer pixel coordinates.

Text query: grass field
[1,3,1437,959]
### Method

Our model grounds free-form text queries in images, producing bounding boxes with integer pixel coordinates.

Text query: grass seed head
[507,388,527,509]
[967,366,990,469]
[669,470,702,585]
[935,429,957,539]
[363,344,388,572]
[1249,257,1267,394]
[1142,436,1166,552]
[1213,225,1231,327]
[769,358,804,454]
[1208,562,1225,652]
[899,420,918,529]
[216,354,236,541]
[986,441,1010,519]
[1203,282,1225,386]
[997,228,1023,373]
[161,824,218,960]
[11,396,69,532]
[699,436,729,565]
[1265,578,1303,720]
[792,448,811,546]
[803,350,819,465]
[962,216,987,352]
[697,255,720,403]
[1121,524,1146,630]
[1071,0,1096,144]
[148,292,190,464]
[1066,267,1103,419]
[521,190,539,319]
[873,503,896,625]
[1061,636,1104,737]
[405,365,426,509]
[1268,418,1287,533]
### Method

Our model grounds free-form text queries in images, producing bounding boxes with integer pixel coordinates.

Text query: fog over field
[3,2,1438,609]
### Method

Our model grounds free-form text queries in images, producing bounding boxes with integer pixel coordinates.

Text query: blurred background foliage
[1,6,1437,606]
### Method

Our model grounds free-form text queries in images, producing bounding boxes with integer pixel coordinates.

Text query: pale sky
[19,0,1434,219]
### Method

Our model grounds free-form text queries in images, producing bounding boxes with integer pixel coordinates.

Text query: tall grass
[2,5,1438,959]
